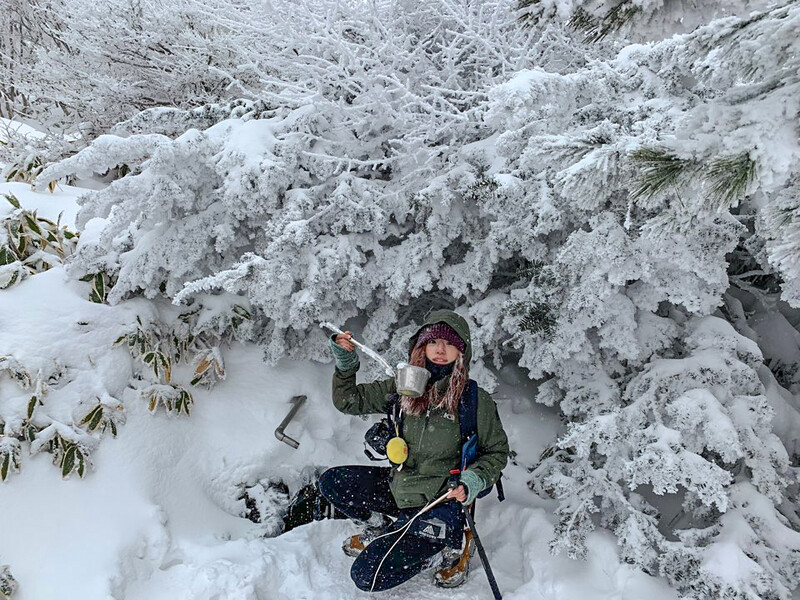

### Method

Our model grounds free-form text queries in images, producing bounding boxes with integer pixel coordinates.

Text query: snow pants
[317,465,452,592]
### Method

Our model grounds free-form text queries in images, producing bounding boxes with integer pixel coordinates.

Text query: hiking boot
[282,483,319,534]
[341,525,385,558]
[433,529,474,588]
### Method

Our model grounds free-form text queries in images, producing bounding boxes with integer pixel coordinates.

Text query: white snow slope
[0,182,678,600]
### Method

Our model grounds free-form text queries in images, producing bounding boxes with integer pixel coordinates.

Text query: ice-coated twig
[319,322,396,377]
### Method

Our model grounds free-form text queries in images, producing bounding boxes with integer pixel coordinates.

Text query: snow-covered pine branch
[44,0,594,369]
[517,0,776,42]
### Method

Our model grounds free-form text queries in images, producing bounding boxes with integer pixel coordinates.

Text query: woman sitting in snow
[319,309,508,592]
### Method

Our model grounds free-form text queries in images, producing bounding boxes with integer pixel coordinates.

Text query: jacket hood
[408,309,472,365]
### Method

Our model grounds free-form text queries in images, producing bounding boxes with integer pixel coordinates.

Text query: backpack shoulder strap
[389,393,402,433]
[386,392,399,415]
[459,380,505,502]
[458,380,479,472]
[459,381,479,441]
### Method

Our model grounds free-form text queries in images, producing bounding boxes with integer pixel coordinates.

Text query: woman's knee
[350,555,378,592]
[317,466,345,501]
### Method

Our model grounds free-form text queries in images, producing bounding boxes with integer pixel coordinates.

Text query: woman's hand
[334,331,355,352]
[445,484,467,503]
[330,330,359,372]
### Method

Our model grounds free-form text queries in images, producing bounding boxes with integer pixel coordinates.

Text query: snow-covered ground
[0,182,681,599]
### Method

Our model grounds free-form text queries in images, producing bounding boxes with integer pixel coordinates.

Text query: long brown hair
[400,345,468,416]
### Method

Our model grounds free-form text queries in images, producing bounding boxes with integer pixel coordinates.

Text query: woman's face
[424,339,461,365]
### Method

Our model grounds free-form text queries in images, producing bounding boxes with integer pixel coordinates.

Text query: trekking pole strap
[463,505,502,600]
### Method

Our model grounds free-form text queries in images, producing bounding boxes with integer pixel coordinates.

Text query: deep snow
[0,181,680,600]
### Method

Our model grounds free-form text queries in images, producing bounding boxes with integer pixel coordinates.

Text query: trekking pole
[463,504,502,600]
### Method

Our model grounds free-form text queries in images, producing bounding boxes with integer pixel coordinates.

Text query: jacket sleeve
[469,389,509,488]
[331,361,396,416]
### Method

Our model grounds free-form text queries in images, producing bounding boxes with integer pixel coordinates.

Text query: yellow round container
[386,436,408,464]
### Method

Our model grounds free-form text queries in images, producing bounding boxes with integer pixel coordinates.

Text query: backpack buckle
[448,469,461,490]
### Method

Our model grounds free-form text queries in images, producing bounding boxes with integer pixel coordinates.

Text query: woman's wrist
[459,469,485,505]
[329,335,359,371]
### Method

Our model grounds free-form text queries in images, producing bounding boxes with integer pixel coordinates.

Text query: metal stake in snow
[275,395,306,449]
[319,322,396,377]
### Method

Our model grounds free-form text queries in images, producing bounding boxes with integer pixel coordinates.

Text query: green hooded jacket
[331,310,509,508]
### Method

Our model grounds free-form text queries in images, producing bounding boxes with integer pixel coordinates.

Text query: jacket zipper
[417,408,431,453]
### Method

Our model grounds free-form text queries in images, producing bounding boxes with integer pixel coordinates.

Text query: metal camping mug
[395,364,431,397]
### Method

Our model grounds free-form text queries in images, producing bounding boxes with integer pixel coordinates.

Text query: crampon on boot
[433,528,474,588]
[341,526,383,557]
[342,515,392,558]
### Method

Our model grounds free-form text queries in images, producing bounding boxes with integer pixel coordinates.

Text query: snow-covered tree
[28,0,800,597]
[481,4,800,597]
[0,0,62,119]
[533,317,800,598]
[517,0,775,41]
[37,0,594,369]
[1,0,268,133]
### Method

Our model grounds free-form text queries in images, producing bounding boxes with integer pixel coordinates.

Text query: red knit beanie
[414,323,466,353]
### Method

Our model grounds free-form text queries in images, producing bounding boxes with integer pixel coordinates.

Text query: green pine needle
[568,3,642,42]
[706,153,756,210]
[516,0,542,27]
[630,148,696,201]
[507,300,557,337]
